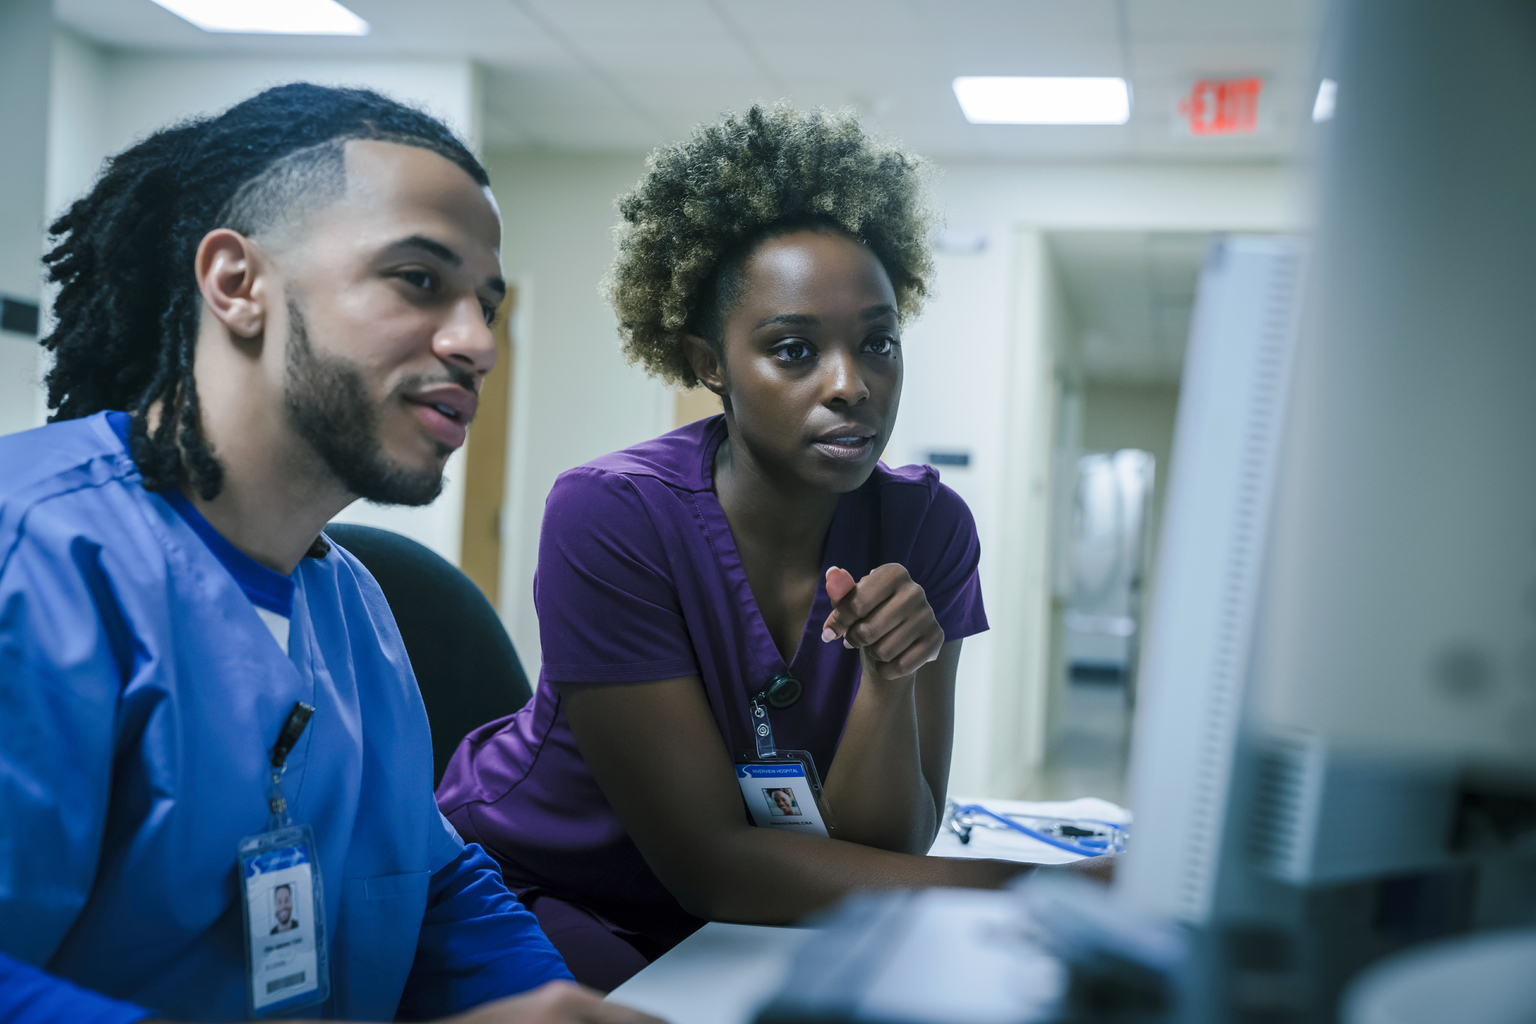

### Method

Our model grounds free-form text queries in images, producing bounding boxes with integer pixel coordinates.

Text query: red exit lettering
[1177,77,1264,136]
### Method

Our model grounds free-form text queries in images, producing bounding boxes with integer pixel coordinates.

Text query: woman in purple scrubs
[437,105,1033,990]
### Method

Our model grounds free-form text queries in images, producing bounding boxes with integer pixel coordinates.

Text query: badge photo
[736,760,831,837]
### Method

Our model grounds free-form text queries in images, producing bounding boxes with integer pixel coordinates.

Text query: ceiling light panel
[147,0,369,35]
[953,77,1132,125]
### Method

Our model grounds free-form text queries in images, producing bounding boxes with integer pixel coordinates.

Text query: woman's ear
[194,228,268,340]
[683,333,728,396]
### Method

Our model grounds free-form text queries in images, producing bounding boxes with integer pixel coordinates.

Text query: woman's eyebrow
[754,312,819,329]
[861,303,898,320]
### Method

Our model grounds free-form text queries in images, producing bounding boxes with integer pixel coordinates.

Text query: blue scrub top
[0,412,568,1020]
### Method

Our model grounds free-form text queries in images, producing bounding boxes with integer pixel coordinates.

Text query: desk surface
[606,922,812,1024]
[604,797,1126,1024]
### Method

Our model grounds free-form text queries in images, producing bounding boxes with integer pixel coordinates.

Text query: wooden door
[460,288,515,605]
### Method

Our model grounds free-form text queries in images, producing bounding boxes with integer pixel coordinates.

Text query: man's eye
[400,269,436,291]
[482,305,498,327]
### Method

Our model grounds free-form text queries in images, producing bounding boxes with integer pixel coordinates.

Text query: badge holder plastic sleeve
[238,825,331,1017]
[238,701,330,1018]
[736,750,839,837]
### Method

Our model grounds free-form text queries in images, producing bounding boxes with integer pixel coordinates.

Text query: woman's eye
[865,335,898,356]
[773,341,813,362]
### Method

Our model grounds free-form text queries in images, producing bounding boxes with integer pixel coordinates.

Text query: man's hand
[144,982,668,1024]
[820,564,945,682]
[447,980,669,1024]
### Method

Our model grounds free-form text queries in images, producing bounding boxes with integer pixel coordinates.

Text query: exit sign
[1176,77,1266,136]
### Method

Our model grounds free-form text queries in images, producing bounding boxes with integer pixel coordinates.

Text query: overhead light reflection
[952,77,1132,125]
[1313,78,1338,122]
[147,0,370,36]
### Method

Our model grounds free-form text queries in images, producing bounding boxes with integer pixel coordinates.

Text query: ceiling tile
[56,0,1321,160]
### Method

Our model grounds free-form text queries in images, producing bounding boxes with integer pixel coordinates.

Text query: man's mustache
[396,360,477,398]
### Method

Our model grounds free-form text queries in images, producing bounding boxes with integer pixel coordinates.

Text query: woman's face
[711,229,902,494]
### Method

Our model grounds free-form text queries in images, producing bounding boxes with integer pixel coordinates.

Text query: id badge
[736,750,836,838]
[238,824,330,1017]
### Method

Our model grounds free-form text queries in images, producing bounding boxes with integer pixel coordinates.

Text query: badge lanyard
[735,673,837,838]
[236,701,331,1018]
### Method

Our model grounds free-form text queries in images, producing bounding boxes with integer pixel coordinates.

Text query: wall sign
[1176,77,1265,136]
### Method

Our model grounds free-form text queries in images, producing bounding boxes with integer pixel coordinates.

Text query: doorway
[1030,231,1210,803]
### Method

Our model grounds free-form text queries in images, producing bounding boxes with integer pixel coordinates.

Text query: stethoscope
[943,800,1128,858]
[758,676,1127,860]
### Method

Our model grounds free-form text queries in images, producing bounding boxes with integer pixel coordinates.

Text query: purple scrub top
[436,415,987,932]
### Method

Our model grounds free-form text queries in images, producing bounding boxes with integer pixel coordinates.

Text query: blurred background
[0,0,1324,802]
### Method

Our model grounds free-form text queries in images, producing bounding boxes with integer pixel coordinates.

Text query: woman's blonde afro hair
[605,103,935,388]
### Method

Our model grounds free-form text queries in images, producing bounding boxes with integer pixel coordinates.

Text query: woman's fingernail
[843,638,854,650]
[821,627,837,643]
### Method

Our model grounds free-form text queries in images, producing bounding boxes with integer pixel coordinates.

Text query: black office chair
[324,523,533,784]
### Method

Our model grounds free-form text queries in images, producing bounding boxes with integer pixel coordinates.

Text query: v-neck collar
[694,420,846,680]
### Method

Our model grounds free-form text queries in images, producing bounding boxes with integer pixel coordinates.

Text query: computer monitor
[1118,0,1536,1015]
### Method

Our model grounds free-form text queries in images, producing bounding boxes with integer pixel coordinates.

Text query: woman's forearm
[821,666,938,853]
[673,824,1027,923]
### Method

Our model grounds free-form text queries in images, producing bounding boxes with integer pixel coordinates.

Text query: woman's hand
[820,564,945,681]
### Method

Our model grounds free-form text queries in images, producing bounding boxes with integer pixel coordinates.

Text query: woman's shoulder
[551,415,723,502]
[864,461,979,573]
[868,461,970,521]
[542,416,726,549]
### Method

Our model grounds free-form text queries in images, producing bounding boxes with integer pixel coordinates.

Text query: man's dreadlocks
[41,82,488,499]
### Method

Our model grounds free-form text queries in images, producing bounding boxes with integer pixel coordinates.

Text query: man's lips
[404,385,478,449]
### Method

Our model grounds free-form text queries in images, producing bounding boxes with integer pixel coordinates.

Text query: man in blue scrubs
[0,84,664,1024]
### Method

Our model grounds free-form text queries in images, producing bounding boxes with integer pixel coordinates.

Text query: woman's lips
[812,434,875,462]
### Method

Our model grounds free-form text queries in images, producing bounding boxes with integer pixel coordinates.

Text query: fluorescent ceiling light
[148,0,370,35]
[953,77,1131,125]
[1312,78,1338,122]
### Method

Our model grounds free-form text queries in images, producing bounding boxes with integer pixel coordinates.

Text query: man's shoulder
[0,413,136,507]
[0,414,147,557]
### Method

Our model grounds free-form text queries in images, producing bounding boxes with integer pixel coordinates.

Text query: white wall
[480,151,671,675]
[35,37,482,564]
[0,0,53,438]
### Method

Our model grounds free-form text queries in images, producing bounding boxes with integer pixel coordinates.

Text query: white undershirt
[254,606,291,655]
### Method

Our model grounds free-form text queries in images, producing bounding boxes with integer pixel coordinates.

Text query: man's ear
[193,229,268,339]
[682,333,727,396]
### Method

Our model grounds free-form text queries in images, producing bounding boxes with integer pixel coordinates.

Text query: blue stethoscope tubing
[950,803,1123,858]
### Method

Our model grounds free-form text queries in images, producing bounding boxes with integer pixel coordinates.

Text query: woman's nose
[822,348,869,407]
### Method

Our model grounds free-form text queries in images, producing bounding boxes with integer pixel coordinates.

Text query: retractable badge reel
[735,671,836,838]
[236,701,331,1018]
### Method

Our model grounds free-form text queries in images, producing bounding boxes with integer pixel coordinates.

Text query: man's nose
[433,297,498,382]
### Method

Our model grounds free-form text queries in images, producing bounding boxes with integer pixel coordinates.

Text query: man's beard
[283,300,453,506]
